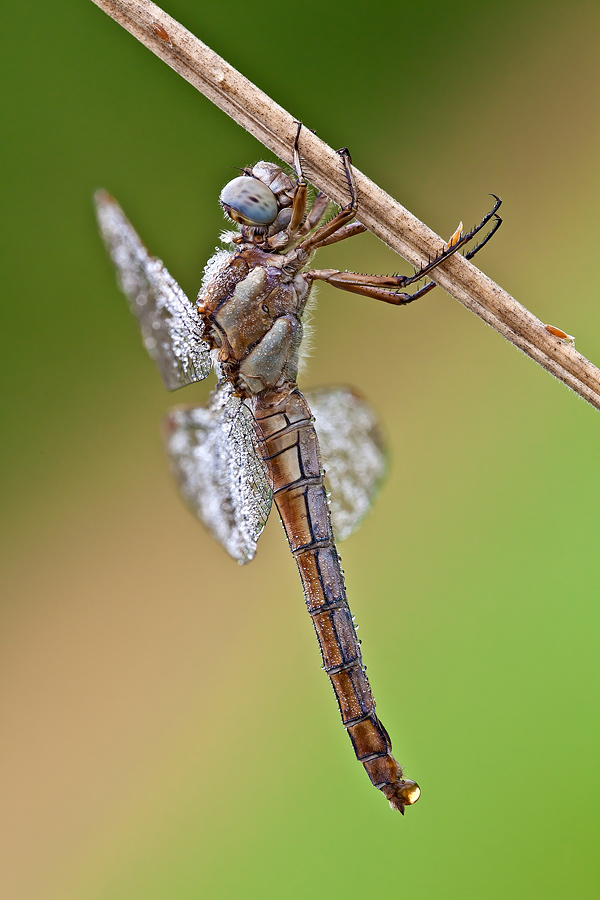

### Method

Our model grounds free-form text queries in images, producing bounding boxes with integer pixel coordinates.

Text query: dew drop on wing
[163,383,273,565]
[94,191,212,391]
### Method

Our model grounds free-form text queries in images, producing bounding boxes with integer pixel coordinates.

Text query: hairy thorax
[197,245,311,395]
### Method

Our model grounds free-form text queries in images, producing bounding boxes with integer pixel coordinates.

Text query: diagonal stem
[90,0,600,412]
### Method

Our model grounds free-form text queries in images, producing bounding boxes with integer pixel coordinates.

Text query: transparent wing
[95,190,212,391]
[163,383,273,565]
[306,386,387,542]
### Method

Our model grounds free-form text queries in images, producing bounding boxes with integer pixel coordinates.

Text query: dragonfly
[95,123,501,813]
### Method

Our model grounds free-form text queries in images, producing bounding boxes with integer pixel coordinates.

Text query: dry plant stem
[91,0,600,412]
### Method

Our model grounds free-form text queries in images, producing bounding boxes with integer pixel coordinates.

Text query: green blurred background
[2,1,599,897]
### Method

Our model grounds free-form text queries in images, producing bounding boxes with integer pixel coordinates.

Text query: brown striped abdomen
[253,387,419,813]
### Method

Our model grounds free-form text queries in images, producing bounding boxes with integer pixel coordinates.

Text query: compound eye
[219,175,278,226]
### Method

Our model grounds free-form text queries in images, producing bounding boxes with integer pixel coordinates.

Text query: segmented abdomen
[253,387,418,811]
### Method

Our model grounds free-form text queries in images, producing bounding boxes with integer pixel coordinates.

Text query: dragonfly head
[219,162,296,233]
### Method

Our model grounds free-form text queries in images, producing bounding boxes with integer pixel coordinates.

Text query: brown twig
[90,0,600,412]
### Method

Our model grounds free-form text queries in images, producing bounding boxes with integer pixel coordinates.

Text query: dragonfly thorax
[198,247,310,395]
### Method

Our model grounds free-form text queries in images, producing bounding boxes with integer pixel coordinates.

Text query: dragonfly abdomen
[253,387,420,812]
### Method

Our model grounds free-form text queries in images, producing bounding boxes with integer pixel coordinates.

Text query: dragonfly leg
[295,190,331,237]
[287,123,342,241]
[295,145,361,252]
[286,123,310,237]
[400,194,502,285]
[309,221,368,248]
[291,124,368,245]
[462,206,503,261]
[307,199,502,306]
[375,195,502,290]
[308,268,438,305]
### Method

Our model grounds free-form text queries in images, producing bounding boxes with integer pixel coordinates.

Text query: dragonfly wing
[95,191,212,391]
[163,383,273,564]
[306,386,387,542]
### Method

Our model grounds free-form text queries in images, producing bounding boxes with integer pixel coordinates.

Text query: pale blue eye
[219,176,278,225]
